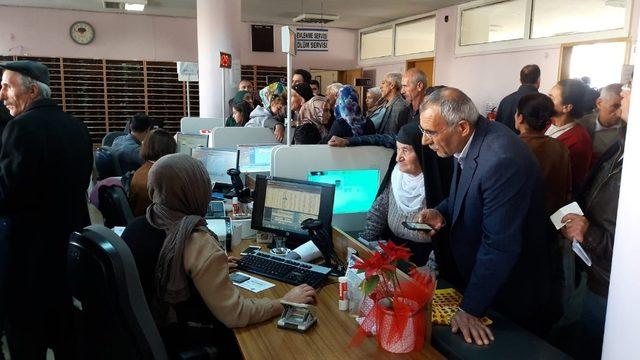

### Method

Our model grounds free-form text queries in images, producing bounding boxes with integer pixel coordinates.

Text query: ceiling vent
[103,1,124,9]
[293,13,339,24]
[102,0,146,10]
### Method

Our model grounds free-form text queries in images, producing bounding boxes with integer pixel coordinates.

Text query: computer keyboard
[237,251,331,288]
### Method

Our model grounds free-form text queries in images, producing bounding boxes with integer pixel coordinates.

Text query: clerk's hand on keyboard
[227,255,240,269]
[282,284,316,304]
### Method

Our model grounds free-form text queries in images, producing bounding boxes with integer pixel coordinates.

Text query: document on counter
[550,202,592,267]
[232,272,275,293]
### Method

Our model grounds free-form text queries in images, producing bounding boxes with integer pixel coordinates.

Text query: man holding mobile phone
[417,88,552,345]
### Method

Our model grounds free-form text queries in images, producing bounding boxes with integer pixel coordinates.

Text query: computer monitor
[237,144,279,173]
[252,175,335,246]
[176,133,209,155]
[307,169,379,214]
[191,147,238,185]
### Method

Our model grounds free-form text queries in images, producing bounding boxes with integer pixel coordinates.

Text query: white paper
[113,226,126,237]
[232,272,275,293]
[550,202,584,230]
[572,239,592,267]
[291,240,322,262]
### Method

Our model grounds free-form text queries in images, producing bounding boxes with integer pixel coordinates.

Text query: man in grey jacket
[378,72,410,136]
[577,83,623,158]
[111,113,152,173]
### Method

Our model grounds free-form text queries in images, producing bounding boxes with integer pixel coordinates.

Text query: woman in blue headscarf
[322,85,375,143]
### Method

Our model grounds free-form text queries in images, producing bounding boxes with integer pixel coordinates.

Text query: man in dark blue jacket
[418,87,551,345]
[495,64,540,132]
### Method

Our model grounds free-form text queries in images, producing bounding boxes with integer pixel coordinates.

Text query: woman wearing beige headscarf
[297,95,330,139]
[121,153,315,357]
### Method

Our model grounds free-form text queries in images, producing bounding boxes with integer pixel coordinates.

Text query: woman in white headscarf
[360,123,432,267]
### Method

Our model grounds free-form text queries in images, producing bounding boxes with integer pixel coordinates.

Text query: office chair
[103,131,126,147]
[67,225,218,360]
[98,185,134,228]
[94,146,123,180]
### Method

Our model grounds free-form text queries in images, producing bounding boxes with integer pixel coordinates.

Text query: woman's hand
[227,255,240,269]
[282,284,316,304]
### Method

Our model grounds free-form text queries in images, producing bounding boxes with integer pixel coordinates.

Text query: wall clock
[70,21,95,45]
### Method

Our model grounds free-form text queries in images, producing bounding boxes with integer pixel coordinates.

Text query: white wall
[0,6,359,71]
[363,62,406,88]
[433,6,561,113]
[358,2,639,114]
[239,24,359,70]
[0,6,198,62]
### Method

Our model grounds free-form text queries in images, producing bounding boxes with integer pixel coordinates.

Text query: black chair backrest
[103,131,127,147]
[95,146,123,180]
[67,225,168,360]
[98,185,135,228]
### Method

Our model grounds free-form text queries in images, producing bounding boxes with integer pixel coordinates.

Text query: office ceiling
[0,0,470,29]
[242,0,470,29]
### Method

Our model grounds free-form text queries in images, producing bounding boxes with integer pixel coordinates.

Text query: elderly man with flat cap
[0,60,93,358]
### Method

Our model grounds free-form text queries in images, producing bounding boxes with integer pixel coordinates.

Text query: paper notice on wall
[177,61,199,82]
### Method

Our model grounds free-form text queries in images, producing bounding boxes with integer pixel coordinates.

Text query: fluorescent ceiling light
[124,3,145,11]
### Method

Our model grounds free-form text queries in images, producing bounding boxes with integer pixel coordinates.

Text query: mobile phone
[240,245,261,256]
[402,221,433,231]
[229,273,250,283]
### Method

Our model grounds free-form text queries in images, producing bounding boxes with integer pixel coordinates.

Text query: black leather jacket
[578,128,625,297]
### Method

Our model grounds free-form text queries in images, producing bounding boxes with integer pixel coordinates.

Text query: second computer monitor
[177,133,209,155]
[307,169,379,214]
[191,147,238,185]
[237,144,279,173]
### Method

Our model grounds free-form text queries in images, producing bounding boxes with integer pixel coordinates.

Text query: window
[567,41,627,88]
[360,28,393,59]
[460,0,526,45]
[531,0,628,39]
[394,16,436,56]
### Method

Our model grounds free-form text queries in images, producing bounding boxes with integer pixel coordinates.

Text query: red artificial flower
[378,241,412,262]
[353,251,395,278]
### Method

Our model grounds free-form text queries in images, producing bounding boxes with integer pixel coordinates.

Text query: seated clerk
[546,79,593,190]
[225,100,252,127]
[360,122,437,267]
[111,113,153,173]
[225,91,254,126]
[246,82,287,142]
[298,95,330,139]
[128,129,177,217]
[121,154,315,358]
[293,122,321,145]
[321,85,375,143]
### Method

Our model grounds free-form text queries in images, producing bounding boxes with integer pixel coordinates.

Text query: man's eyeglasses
[418,121,444,139]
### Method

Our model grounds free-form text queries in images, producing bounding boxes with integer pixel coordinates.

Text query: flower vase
[375,297,426,353]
